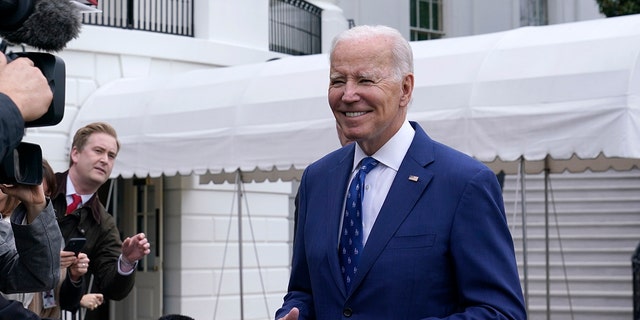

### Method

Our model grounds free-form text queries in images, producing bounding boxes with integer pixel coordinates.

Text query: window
[410,0,444,41]
[269,0,322,55]
[520,0,548,26]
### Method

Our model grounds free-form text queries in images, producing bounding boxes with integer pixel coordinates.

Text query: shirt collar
[66,175,92,204]
[353,120,415,172]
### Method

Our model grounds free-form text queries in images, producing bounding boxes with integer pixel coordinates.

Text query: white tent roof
[72,14,640,182]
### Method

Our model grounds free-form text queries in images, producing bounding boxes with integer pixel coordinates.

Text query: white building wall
[309,1,350,53]
[201,0,270,50]
[163,175,293,319]
[445,0,520,37]
[548,0,604,24]
[335,0,411,38]
[329,0,604,41]
[445,0,604,38]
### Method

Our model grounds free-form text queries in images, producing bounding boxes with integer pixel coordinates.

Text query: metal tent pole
[236,170,245,320]
[520,157,529,315]
[544,159,551,320]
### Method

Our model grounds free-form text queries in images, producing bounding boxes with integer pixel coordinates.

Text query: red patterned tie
[66,194,82,215]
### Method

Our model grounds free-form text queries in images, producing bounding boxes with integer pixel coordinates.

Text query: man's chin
[91,172,110,185]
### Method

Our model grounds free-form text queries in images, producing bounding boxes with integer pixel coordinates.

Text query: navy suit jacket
[276,122,526,320]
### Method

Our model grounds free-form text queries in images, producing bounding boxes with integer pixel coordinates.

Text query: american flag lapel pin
[408,175,419,182]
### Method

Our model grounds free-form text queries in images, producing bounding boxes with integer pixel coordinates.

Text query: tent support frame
[520,157,529,315]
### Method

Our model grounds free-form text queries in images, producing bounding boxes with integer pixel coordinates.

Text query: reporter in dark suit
[276,25,526,320]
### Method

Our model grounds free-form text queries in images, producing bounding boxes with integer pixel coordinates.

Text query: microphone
[0,0,82,52]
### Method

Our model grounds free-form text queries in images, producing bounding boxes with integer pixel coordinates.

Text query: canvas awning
[71,14,640,183]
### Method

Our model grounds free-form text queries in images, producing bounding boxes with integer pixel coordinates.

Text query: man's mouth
[345,111,367,117]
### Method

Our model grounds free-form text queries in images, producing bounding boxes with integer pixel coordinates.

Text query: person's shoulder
[305,145,352,175]
[440,141,489,168]
[53,172,68,195]
[409,130,491,180]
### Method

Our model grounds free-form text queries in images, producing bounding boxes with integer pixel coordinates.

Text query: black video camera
[0,0,78,185]
[0,48,66,185]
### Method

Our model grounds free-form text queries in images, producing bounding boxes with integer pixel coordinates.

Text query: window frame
[410,0,444,41]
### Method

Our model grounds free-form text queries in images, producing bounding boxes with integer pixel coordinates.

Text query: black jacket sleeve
[58,271,84,312]
[0,93,25,161]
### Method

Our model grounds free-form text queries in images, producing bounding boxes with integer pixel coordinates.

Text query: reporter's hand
[69,253,89,282]
[0,183,46,223]
[60,250,77,269]
[0,54,52,122]
[278,307,299,320]
[80,293,103,311]
[121,232,151,264]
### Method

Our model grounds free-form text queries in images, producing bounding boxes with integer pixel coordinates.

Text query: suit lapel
[349,123,435,294]
[326,147,356,296]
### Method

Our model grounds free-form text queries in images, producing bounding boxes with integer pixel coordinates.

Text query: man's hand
[121,233,151,265]
[81,293,104,311]
[68,253,90,282]
[0,183,46,223]
[0,54,52,122]
[278,307,300,320]
[60,250,77,269]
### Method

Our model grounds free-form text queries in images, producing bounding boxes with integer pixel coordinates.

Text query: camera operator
[0,51,62,320]
[0,53,52,155]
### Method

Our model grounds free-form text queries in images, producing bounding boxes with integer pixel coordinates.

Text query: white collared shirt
[65,176,91,209]
[343,120,415,244]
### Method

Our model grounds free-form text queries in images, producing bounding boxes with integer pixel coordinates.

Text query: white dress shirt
[342,120,415,245]
[65,175,90,208]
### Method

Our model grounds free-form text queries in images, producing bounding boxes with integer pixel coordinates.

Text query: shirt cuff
[117,254,137,275]
[67,268,83,287]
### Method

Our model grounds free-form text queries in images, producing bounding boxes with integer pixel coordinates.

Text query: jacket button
[342,308,353,317]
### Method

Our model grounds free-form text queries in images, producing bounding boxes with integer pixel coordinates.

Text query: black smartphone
[63,237,86,256]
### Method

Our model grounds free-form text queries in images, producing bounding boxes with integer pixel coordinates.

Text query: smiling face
[69,132,118,194]
[328,34,414,155]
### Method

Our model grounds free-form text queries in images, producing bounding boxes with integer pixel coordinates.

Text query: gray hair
[329,25,414,80]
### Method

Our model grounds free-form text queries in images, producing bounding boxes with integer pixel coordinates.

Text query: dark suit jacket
[52,172,136,320]
[276,122,526,319]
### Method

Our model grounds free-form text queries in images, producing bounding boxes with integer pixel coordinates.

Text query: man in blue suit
[276,25,526,319]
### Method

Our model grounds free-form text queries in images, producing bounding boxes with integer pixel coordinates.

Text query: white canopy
[72,14,640,182]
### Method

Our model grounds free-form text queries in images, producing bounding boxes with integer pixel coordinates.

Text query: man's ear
[70,147,79,164]
[400,73,414,107]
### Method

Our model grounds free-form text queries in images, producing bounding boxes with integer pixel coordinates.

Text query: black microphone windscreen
[1,0,81,52]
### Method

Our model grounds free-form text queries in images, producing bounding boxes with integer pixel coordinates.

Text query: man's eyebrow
[356,72,375,78]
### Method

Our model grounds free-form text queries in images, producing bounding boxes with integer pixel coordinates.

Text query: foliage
[595,0,640,17]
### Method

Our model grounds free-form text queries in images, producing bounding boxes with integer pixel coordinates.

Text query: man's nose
[341,81,360,103]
